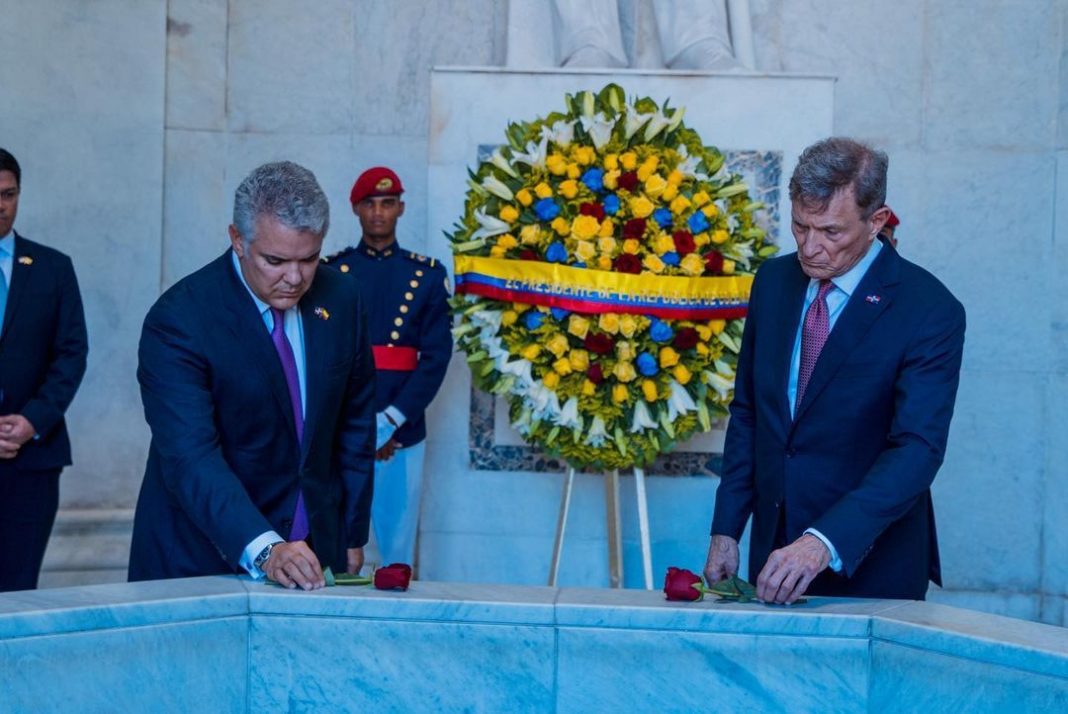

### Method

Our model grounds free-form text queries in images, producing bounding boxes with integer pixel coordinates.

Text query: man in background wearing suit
[0,148,89,592]
[704,138,966,603]
[129,161,376,590]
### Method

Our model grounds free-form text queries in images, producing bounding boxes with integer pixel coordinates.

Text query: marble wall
[1,0,1065,627]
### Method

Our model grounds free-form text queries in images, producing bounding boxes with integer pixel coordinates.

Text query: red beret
[350,166,404,205]
[885,208,900,228]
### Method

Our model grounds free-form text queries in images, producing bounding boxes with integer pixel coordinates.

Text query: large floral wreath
[449,84,776,470]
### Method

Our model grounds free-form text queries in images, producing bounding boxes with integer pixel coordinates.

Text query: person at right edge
[704,137,966,603]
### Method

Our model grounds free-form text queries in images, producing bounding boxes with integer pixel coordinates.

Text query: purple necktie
[270,307,309,541]
[796,279,834,414]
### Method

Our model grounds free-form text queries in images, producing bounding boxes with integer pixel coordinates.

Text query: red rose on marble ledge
[663,567,703,601]
[374,563,412,591]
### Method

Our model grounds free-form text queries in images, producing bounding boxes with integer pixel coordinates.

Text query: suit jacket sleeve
[710,267,762,540]
[811,295,966,576]
[390,265,453,420]
[20,254,88,438]
[138,299,273,565]
[337,294,377,548]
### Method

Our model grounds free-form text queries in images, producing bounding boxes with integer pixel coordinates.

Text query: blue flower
[603,194,621,215]
[581,168,605,193]
[550,307,570,321]
[688,211,710,234]
[653,208,673,229]
[650,319,674,343]
[573,261,587,269]
[546,241,568,263]
[637,353,659,376]
[525,311,546,330]
[661,251,680,266]
[535,198,560,221]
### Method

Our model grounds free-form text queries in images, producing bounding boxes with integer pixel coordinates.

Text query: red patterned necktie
[796,279,835,414]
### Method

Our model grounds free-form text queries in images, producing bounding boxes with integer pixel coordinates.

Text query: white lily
[512,407,533,436]
[466,178,488,197]
[489,148,519,178]
[542,120,576,148]
[482,174,514,202]
[471,308,502,331]
[707,371,736,401]
[471,210,511,241]
[676,147,702,178]
[555,397,581,430]
[630,401,658,433]
[643,110,672,141]
[624,109,651,140]
[666,380,697,422]
[499,357,533,387]
[512,135,549,170]
[665,106,686,133]
[580,112,615,150]
[585,416,608,447]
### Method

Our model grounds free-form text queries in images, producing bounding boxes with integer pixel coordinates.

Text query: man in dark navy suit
[704,138,966,602]
[0,148,89,592]
[324,167,451,567]
[129,161,376,590]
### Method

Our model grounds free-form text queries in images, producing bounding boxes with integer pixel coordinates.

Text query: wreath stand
[548,466,654,590]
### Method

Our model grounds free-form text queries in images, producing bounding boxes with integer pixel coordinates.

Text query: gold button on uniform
[390,330,400,340]
[405,291,414,300]
[400,305,409,313]
[416,270,424,277]
[409,280,419,288]
[394,317,404,327]
[340,264,350,273]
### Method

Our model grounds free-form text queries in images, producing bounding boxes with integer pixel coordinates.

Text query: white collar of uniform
[818,237,883,298]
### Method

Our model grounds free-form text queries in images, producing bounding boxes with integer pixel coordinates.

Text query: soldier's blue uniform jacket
[323,241,452,447]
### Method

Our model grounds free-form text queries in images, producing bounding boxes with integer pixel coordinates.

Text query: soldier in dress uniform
[323,167,452,568]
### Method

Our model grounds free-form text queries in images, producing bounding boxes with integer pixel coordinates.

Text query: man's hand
[346,547,364,575]
[375,439,399,462]
[703,534,740,585]
[756,534,830,604]
[0,414,36,458]
[263,541,325,590]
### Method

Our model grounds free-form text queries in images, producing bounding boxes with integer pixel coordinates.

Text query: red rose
[579,202,606,221]
[673,328,699,350]
[622,218,647,239]
[373,563,412,591]
[519,249,541,261]
[663,567,703,601]
[703,250,724,274]
[617,171,639,192]
[613,254,642,274]
[587,363,605,384]
[584,333,615,355]
[672,230,696,255]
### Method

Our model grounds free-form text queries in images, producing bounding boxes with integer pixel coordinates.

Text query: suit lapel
[0,233,34,345]
[771,261,810,429]
[792,243,900,425]
[299,282,330,464]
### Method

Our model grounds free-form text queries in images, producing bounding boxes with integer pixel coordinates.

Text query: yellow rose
[598,219,615,238]
[603,170,620,190]
[569,349,590,371]
[598,313,620,334]
[696,324,712,341]
[637,163,656,182]
[659,346,680,368]
[670,195,692,214]
[679,252,705,276]
[661,183,678,202]
[653,232,676,255]
[642,254,666,273]
[673,364,692,385]
[642,379,659,402]
[613,360,637,383]
[667,169,684,186]
[497,234,518,250]
[630,196,654,218]
[582,379,597,397]
[612,384,629,404]
[575,240,597,262]
[696,342,710,356]
[551,217,571,236]
[571,215,601,240]
[711,229,729,244]
[692,190,711,207]
[543,371,560,389]
[694,232,711,247]
[566,164,581,179]
[490,246,506,258]
[515,188,533,207]
[619,314,639,338]
[553,357,573,375]
[623,238,641,255]
[644,174,668,198]
[597,255,613,270]
[534,182,553,199]
[619,152,638,170]
[513,302,532,314]
[722,259,736,274]
[520,224,541,245]
[501,310,518,327]
[703,203,719,219]
[616,340,635,361]
[573,146,595,165]
[521,344,541,360]
[708,319,726,335]
[547,334,569,358]
[598,236,617,255]
[560,180,579,199]
[546,154,568,176]
[568,315,591,339]
[499,205,519,223]
[604,154,619,171]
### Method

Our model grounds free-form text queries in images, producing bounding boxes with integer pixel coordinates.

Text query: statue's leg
[552,0,629,68]
[654,0,741,71]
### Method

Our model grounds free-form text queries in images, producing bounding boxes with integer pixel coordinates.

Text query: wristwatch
[254,541,283,572]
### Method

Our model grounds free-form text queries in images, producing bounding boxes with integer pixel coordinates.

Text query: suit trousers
[0,467,61,591]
